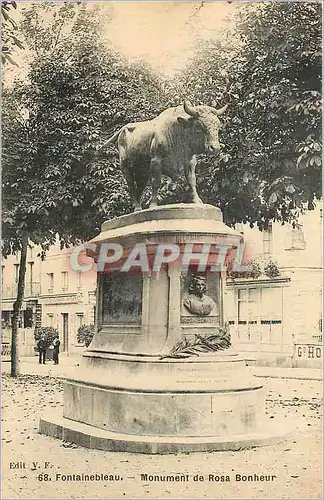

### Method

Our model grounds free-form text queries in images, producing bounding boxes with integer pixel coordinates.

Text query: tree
[22,6,165,239]
[177,2,322,228]
[77,324,95,347]
[2,84,59,376]
[1,1,24,66]
[34,327,58,348]
[2,2,166,376]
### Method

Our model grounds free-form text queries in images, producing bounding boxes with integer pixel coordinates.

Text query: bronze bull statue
[101,100,227,211]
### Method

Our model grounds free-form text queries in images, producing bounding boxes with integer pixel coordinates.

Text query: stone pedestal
[40,204,288,453]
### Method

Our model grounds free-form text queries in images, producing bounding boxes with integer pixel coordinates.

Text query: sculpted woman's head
[188,274,208,298]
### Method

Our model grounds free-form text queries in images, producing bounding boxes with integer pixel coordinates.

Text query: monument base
[40,353,289,453]
[40,413,288,454]
[39,204,290,453]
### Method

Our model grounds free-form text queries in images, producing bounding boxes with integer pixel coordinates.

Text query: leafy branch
[1,1,24,66]
[161,327,231,360]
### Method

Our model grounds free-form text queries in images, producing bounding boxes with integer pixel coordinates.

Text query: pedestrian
[53,336,61,365]
[37,335,47,364]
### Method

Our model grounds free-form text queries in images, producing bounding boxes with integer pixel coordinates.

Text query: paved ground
[1,354,82,379]
[1,360,322,499]
[2,354,323,380]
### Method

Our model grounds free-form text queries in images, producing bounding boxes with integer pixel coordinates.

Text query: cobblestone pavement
[1,373,322,499]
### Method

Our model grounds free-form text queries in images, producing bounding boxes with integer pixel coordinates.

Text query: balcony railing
[1,282,41,299]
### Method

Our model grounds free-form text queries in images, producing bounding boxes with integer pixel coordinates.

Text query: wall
[1,239,97,356]
[225,202,322,367]
[2,204,322,364]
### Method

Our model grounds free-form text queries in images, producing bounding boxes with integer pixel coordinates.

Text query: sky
[105,1,235,76]
[5,1,236,82]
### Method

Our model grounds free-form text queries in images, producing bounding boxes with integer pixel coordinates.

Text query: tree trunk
[11,236,28,377]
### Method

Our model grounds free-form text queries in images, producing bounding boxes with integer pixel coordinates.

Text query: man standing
[37,335,47,364]
[53,336,61,365]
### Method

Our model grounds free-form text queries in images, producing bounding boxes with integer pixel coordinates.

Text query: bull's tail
[93,128,123,157]
[102,128,123,147]
[95,124,137,156]
[105,123,137,146]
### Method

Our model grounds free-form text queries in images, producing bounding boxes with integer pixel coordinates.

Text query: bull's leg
[150,157,162,208]
[135,179,149,209]
[121,161,142,212]
[185,157,203,204]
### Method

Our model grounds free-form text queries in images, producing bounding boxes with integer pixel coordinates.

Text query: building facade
[1,241,97,357]
[1,204,322,366]
[225,202,322,367]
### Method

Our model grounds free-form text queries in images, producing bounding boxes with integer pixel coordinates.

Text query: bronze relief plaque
[102,273,143,324]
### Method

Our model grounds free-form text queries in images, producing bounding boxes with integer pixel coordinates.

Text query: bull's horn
[216,103,228,116]
[184,100,199,118]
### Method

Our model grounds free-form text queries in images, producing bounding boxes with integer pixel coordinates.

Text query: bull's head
[178,100,227,154]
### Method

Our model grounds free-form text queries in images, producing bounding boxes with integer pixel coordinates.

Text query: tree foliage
[1,1,24,66]
[2,2,165,376]
[3,1,321,375]
[22,4,165,244]
[3,2,166,254]
[34,327,58,348]
[177,1,322,228]
[77,324,95,347]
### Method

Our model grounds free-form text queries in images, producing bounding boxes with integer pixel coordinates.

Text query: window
[263,225,272,257]
[28,262,34,295]
[47,313,54,327]
[14,264,19,283]
[291,223,306,250]
[260,287,282,343]
[47,273,54,293]
[61,271,68,292]
[21,328,26,343]
[2,311,11,328]
[24,308,33,328]
[237,288,259,341]
[17,311,23,328]
[236,286,283,344]
[29,262,34,282]
[76,313,84,329]
[238,288,258,325]
[77,271,82,291]
[1,265,4,286]
[260,287,282,322]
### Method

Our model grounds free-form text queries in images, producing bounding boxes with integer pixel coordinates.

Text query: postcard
[1,1,322,499]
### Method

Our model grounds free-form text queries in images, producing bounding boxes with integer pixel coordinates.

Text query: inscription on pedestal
[181,316,218,324]
[176,379,214,384]
[102,273,142,324]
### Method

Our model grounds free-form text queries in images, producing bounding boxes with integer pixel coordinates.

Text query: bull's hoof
[192,198,203,204]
